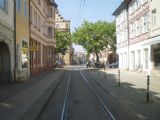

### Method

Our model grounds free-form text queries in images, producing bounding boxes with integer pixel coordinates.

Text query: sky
[54,0,122,53]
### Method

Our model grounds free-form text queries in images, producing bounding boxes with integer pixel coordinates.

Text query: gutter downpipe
[14,0,17,83]
[126,1,130,70]
[29,0,31,76]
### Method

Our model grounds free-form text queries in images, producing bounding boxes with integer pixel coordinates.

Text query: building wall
[115,3,129,69]
[114,0,160,75]
[0,0,15,83]
[16,0,30,81]
[30,0,56,75]
[55,9,72,65]
[150,0,160,37]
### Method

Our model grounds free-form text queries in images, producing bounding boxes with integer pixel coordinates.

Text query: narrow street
[2,66,160,120]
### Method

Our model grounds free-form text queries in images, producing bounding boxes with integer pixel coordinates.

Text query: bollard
[146,75,150,102]
[118,69,120,86]
[98,64,100,78]
[105,68,107,79]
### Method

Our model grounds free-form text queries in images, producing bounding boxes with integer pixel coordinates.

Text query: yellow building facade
[16,0,30,81]
[55,10,73,65]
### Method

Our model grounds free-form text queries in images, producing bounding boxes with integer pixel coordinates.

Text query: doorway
[0,42,11,84]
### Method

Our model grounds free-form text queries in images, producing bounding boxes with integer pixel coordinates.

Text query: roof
[112,1,126,16]
[50,0,58,8]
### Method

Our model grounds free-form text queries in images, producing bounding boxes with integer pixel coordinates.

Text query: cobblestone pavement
[87,68,160,120]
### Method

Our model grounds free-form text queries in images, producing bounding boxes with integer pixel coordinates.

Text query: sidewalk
[89,69,160,120]
[105,69,160,96]
[0,70,63,120]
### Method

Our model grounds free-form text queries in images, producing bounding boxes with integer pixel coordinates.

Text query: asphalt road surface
[32,66,137,120]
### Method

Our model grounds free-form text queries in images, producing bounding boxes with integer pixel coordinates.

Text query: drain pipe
[13,0,17,83]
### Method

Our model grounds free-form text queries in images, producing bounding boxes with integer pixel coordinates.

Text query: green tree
[55,31,71,54]
[72,20,116,62]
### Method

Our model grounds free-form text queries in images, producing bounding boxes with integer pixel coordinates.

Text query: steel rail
[80,70,116,120]
[34,70,66,120]
[85,71,139,120]
[60,71,71,120]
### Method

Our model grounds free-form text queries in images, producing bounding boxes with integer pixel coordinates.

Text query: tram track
[25,67,139,120]
[60,70,71,120]
[83,70,139,120]
[34,70,68,120]
[80,70,116,120]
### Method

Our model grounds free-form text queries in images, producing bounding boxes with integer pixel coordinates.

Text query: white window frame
[152,9,157,29]
[142,13,149,33]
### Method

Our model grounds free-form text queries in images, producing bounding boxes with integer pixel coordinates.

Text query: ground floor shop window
[48,50,52,61]
[154,48,160,67]
[22,40,29,68]
[144,48,149,69]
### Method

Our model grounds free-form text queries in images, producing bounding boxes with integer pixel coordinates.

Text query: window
[48,50,52,61]
[143,14,149,33]
[48,8,53,18]
[24,0,27,17]
[65,23,69,29]
[38,15,41,31]
[152,9,157,29]
[133,22,136,37]
[130,24,133,38]
[43,2,45,12]
[136,19,141,36]
[42,21,45,35]
[0,0,8,12]
[34,10,37,27]
[30,6,33,23]
[48,27,52,38]
[144,48,148,69]
[137,19,142,35]
[137,0,141,8]
[22,40,29,68]
[16,0,21,11]
[38,0,41,6]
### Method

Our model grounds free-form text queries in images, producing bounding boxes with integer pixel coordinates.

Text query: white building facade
[113,0,160,75]
[0,0,15,83]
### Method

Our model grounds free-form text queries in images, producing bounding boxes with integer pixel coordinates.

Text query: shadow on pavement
[87,69,160,120]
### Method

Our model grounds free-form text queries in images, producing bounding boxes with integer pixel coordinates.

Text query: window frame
[0,0,8,12]
[152,9,157,29]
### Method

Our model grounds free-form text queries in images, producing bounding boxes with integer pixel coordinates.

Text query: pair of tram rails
[35,69,136,120]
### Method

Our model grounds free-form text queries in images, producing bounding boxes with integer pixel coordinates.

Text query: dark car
[108,62,119,68]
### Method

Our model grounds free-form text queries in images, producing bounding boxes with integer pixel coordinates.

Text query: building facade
[113,0,160,74]
[30,0,57,75]
[16,0,30,81]
[73,52,86,64]
[147,0,160,74]
[55,10,73,65]
[0,0,15,83]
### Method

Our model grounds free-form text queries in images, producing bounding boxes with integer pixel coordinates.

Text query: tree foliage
[72,20,116,62]
[55,31,71,53]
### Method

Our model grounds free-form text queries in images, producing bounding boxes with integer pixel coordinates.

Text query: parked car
[55,60,63,68]
[108,62,119,68]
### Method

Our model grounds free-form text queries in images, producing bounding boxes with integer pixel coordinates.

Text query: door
[0,42,11,84]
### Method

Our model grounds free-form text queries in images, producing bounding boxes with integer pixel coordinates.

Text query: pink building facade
[113,0,160,75]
